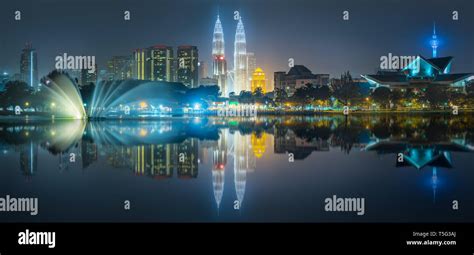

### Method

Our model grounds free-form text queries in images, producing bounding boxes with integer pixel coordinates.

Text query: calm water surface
[0,114,473,222]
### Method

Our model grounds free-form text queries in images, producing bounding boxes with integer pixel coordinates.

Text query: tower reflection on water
[1,115,473,210]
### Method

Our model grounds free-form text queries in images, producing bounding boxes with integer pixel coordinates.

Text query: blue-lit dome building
[362,55,473,92]
[362,24,473,93]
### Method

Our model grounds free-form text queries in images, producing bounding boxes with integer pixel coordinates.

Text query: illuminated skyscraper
[133,48,150,80]
[234,17,247,94]
[133,46,174,82]
[149,45,174,82]
[107,56,132,80]
[81,64,97,86]
[246,52,256,88]
[212,15,228,96]
[177,45,199,88]
[430,22,439,58]
[251,67,266,93]
[198,61,208,80]
[20,43,38,89]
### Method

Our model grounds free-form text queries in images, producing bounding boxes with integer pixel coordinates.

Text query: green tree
[424,86,449,109]
[467,81,474,96]
[291,85,311,106]
[274,88,288,106]
[331,71,361,105]
[238,90,254,104]
[390,89,403,108]
[313,84,331,101]
[0,80,32,108]
[253,87,264,98]
[371,87,391,109]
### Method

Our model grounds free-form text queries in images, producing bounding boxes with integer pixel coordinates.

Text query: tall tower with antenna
[430,22,439,58]
[212,14,228,97]
[234,17,247,94]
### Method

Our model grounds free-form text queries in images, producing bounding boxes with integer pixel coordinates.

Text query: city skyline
[1,0,473,92]
[2,1,474,250]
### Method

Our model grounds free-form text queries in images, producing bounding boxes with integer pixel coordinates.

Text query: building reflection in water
[365,133,473,203]
[1,115,474,210]
[95,141,199,179]
[251,132,266,158]
[274,125,329,160]
[20,141,37,178]
[211,130,227,210]
[209,129,259,211]
[233,131,255,207]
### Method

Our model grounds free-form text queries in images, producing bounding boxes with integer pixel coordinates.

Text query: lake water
[0,114,473,222]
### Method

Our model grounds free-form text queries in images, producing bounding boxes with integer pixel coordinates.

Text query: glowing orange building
[251,67,266,93]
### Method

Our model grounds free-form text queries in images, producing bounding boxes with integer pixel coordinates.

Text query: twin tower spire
[212,14,248,97]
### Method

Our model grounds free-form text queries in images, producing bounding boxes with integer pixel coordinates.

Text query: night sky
[0,0,473,89]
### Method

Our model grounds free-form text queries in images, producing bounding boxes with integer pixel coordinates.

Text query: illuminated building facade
[246,52,256,88]
[362,56,474,91]
[133,46,175,82]
[198,61,208,80]
[81,64,97,86]
[234,17,248,94]
[274,65,329,97]
[212,15,228,96]
[251,67,266,93]
[133,48,150,80]
[177,45,199,88]
[150,45,174,82]
[363,25,474,92]
[107,56,132,81]
[20,43,38,89]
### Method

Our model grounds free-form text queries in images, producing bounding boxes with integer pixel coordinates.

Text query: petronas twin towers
[212,15,228,96]
[233,18,248,95]
[212,14,250,97]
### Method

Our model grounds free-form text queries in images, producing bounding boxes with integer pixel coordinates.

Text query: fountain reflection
[0,114,473,210]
